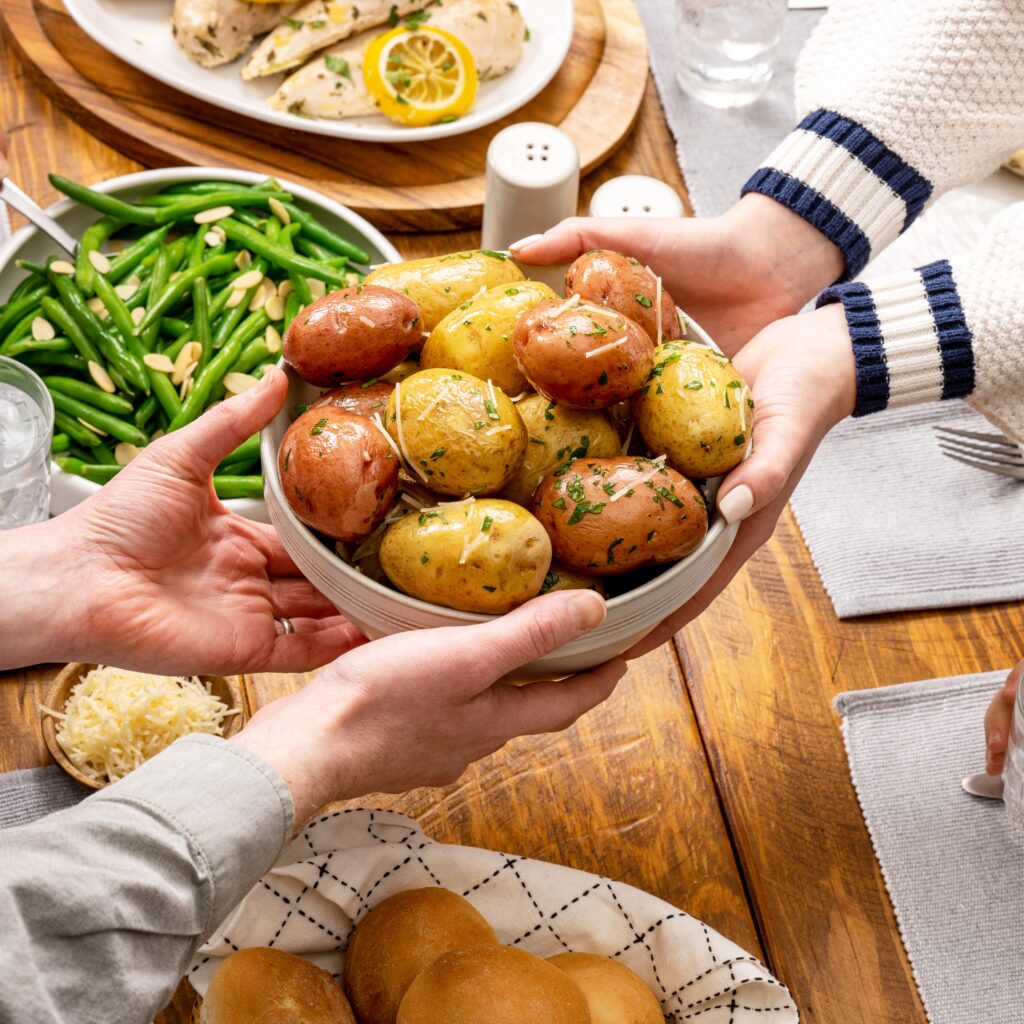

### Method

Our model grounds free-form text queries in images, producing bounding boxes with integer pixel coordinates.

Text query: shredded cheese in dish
[41,666,237,783]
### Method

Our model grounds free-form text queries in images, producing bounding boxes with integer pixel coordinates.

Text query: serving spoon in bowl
[0,156,79,256]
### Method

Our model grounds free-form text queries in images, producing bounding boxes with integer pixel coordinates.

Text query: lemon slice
[364,25,478,128]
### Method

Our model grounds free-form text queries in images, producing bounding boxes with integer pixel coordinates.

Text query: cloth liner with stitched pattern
[189,808,797,1022]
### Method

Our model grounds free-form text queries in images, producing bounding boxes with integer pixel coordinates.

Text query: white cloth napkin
[188,809,797,1022]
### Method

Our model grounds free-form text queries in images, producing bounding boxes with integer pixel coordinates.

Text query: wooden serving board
[0,0,648,232]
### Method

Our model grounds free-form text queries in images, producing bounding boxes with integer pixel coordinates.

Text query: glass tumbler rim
[0,355,55,480]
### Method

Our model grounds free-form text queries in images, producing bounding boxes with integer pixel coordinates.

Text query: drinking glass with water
[0,357,54,529]
[676,0,787,109]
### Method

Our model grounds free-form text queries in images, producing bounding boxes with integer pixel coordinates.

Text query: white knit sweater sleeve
[743,0,1024,279]
[741,0,1024,434]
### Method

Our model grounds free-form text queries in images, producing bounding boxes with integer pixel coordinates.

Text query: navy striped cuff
[818,259,974,417]
[743,109,934,280]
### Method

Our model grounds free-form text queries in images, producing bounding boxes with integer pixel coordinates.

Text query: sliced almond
[223,372,260,396]
[114,442,140,466]
[172,342,203,385]
[194,205,234,225]
[265,325,282,353]
[248,283,270,313]
[143,352,175,373]
[204,230,224,248]
[150,428,165,441]
[307,278,326,299]
[225,288,246,309]
[126,275,142,289]
[277,279,293,301]
[268,197,290,225]
[88,360,116,394]
[114,282,137,301]
[88,250,111,275]
[169,271,181,282]
[86,296,109,320]
[130,306,146,326]
[31,316,55,341]
[345,272,361,287]
[179,373,196,400]
[50,260,75,275]
[265,295,285,322]
[233,269,264,291]
[234,249,252,271]
[77,417,108,437]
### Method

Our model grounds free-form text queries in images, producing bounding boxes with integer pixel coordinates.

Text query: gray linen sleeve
[0,734,293,1024]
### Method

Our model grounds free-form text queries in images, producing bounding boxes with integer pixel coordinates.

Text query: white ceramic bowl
[261,316,739,680]
[0,166,402,523]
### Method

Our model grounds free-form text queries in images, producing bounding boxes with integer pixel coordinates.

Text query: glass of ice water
[1003,680,1024,830]
[0,356,54,529]
[676,0,787,109]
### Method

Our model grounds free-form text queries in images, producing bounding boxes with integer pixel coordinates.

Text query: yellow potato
[540,562,606,596]
[365,251,525,331]
[548,952,663,1024]
[386,369,527,497]
[501,395,622,507]
[632,340,751,478]
[380,497,552,613]
[421,280,556,395]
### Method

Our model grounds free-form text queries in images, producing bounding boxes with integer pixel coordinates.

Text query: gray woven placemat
[836,671,1024,1024]
[0,764,90,829]
[790,401,1024,618]
[634,0,822,216]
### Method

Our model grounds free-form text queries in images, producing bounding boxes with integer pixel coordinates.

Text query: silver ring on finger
[277,617,295,635]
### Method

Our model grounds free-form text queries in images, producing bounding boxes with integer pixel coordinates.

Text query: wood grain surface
[5,20,1013,1024]
[1,0,648,230]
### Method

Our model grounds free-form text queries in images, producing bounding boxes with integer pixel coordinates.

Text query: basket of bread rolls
[189,810,797,1023]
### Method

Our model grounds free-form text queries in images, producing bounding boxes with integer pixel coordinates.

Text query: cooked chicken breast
[268,0,525,120]
[243,0,425,79]
[172,0,298,67]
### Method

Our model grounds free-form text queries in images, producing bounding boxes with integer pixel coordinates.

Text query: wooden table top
[2,26,1019,1024]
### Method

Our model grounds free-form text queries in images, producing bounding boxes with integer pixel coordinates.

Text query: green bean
[193,277,212,372]
[4,336,72,357]
[107,226,171,283]
[15,259,49,277]
[48,268,150,393]
[283,290,301,332]
[51,432,71,454]
[217,433,260,471]
[217,219,348,285]
[6,273,46,304]
[213,475,263,499]
[92,440,117,464]
[211,258,270,349]
[151,190,292,224]
[160,316,192,338]
[280,201,370,264]
[216,456,260,477]
[68,443,97,462]
[294,236,336,263]
[230,337,272,375]
[40,296,102,366]
[55,457,122,483]
[43,375,134,415]
[134,394,159,429]
[124,278,152,312]
[53,411,101,448]
[137,253,237,330]
[0,284,49,339]
[187,229,208,270]
[49,175,160,226]
[234,210,268,232]
[76,216,121,292]
[49,390,148,446]
[0,308,41,355]
[169,310,268,431]
[162,181,260,195]
[19,352,88,374]
[91,272,140,352]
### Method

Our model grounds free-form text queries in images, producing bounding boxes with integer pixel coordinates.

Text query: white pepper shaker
[482,122,579,292]
[589,175,685,218]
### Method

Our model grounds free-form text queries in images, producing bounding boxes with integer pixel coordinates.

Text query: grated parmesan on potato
[41,667,238,784]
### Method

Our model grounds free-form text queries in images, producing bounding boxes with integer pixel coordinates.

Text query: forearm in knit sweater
[741,0,1024,434]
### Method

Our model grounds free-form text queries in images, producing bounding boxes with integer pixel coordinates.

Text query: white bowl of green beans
[0,167,401,522]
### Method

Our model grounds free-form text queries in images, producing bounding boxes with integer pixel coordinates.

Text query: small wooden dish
[40,662,245,791]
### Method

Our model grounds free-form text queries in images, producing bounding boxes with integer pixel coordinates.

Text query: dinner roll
[200,947,356,1024]
[396,944,592,1024]
[548,952,663,1024]
[343,887,498,1024]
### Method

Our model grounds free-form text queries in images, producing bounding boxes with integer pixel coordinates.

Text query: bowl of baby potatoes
[199,886,665,1024]
[261,247,751,680]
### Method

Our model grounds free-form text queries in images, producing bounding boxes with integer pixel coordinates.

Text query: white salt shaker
[589,175,685,218]
[482,122,579,292]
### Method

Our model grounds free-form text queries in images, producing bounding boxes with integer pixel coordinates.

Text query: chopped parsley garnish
[586,321,608,337]
[484,399,500,420]
[481,515,493,532]
[634,293,653,308]
[734,433,747,446]
[294,403,309,414]
[683,379,703,390]
[480,249,508,260]
[540,569,559,593]
[655,486,683,507]
[567,500,606,525]
[598,371,608,386]
[284,16,304,29]
[387,4,400,24]
[310,417,328,435]
[552,497,567,510]
[429,448,446,460]
[283,449,292,471]
[566,477,585,502]
[481,585,497,592]
[607,537,624,563]
[530,436,548,445]
[505,287,519,295]
[543,401,555,421]
[420,553,429,563]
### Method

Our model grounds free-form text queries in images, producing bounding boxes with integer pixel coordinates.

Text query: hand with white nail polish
[624,303,856,658]
[984,662,1024,776]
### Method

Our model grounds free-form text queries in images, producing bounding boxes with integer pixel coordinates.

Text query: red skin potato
[512,299,654,410]
[310,380,395,420]
[279,407,399,541]
[531,456,708,575]
[564,249,680,343]
[283,285,421,387]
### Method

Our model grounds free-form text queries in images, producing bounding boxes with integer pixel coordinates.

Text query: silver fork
[935,425,1024,480]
